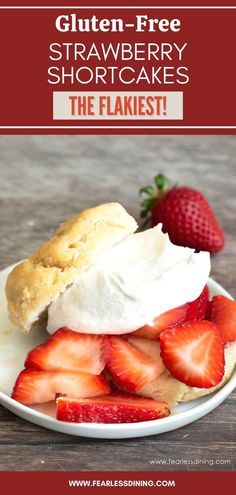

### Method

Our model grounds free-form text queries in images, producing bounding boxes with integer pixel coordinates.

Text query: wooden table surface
[0,135,235,471]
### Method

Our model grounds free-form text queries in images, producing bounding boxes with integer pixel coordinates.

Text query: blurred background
[0,134,235,296]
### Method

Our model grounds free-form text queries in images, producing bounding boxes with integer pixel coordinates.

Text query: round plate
[0,264,235,439]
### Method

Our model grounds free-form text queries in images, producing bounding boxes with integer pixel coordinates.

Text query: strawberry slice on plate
[25,328,106,375]
[125,335,165,376]
[56,391,170,423]
[133,305,188,340]
[205,300,213,321]
[12,369,110,405]
[185,285,210,322]
[160,320,225,388]
[104,336,160,392]
[210,295,236,344]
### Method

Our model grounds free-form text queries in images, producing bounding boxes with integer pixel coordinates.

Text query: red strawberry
[210,295,236,344]
[185,285,210,321]
[140,174,224,253]
[25,328,106,375]
[126,335,165,376]
[205,300,213,321]
[160,321,224,388]
[104,336,160,392]
[56,391,170,423]
[133,304,188,340]
[12,369,110,405]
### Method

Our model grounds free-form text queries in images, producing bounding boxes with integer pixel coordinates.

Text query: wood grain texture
[0,135,235,471]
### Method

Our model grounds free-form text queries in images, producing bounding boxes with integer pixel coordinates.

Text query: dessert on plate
[5,203,236,423]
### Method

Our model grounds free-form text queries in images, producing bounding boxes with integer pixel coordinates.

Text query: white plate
[0,263,235,439]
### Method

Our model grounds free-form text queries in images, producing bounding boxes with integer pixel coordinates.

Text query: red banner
[0,471,235,495]
[2,1,236,6]
[0,4,236,133]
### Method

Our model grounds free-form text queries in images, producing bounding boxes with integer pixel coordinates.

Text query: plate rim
[0,263,235,438]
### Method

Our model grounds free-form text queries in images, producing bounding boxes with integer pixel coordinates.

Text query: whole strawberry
[140,174,225,253]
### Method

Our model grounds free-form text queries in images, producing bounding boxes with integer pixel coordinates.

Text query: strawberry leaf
[139,186,155,196]
[154,174,169,191]
[140,198,154,208]
[139,173,171,229]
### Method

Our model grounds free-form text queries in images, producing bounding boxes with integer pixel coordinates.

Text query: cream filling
[47,224,211,335]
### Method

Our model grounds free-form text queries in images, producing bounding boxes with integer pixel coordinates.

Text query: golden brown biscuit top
[6,203,138,332]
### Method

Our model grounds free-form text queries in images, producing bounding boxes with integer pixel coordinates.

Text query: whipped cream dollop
[47,225,211,335]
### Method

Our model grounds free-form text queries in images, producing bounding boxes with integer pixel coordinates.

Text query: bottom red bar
[0,471,235,495]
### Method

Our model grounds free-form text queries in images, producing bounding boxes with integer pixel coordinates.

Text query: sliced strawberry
[185,286,210,321]
[210,295,236,344]
[104,336,160,392]
[160,321,224,388]
[25,328,106,375]
[205,300,213,321]
[12,369,110,405]
[56,391,170,423]
[132,305,188,340]
[125,335,165,376]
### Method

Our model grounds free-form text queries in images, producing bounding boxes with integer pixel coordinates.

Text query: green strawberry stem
[139,174,170,227]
